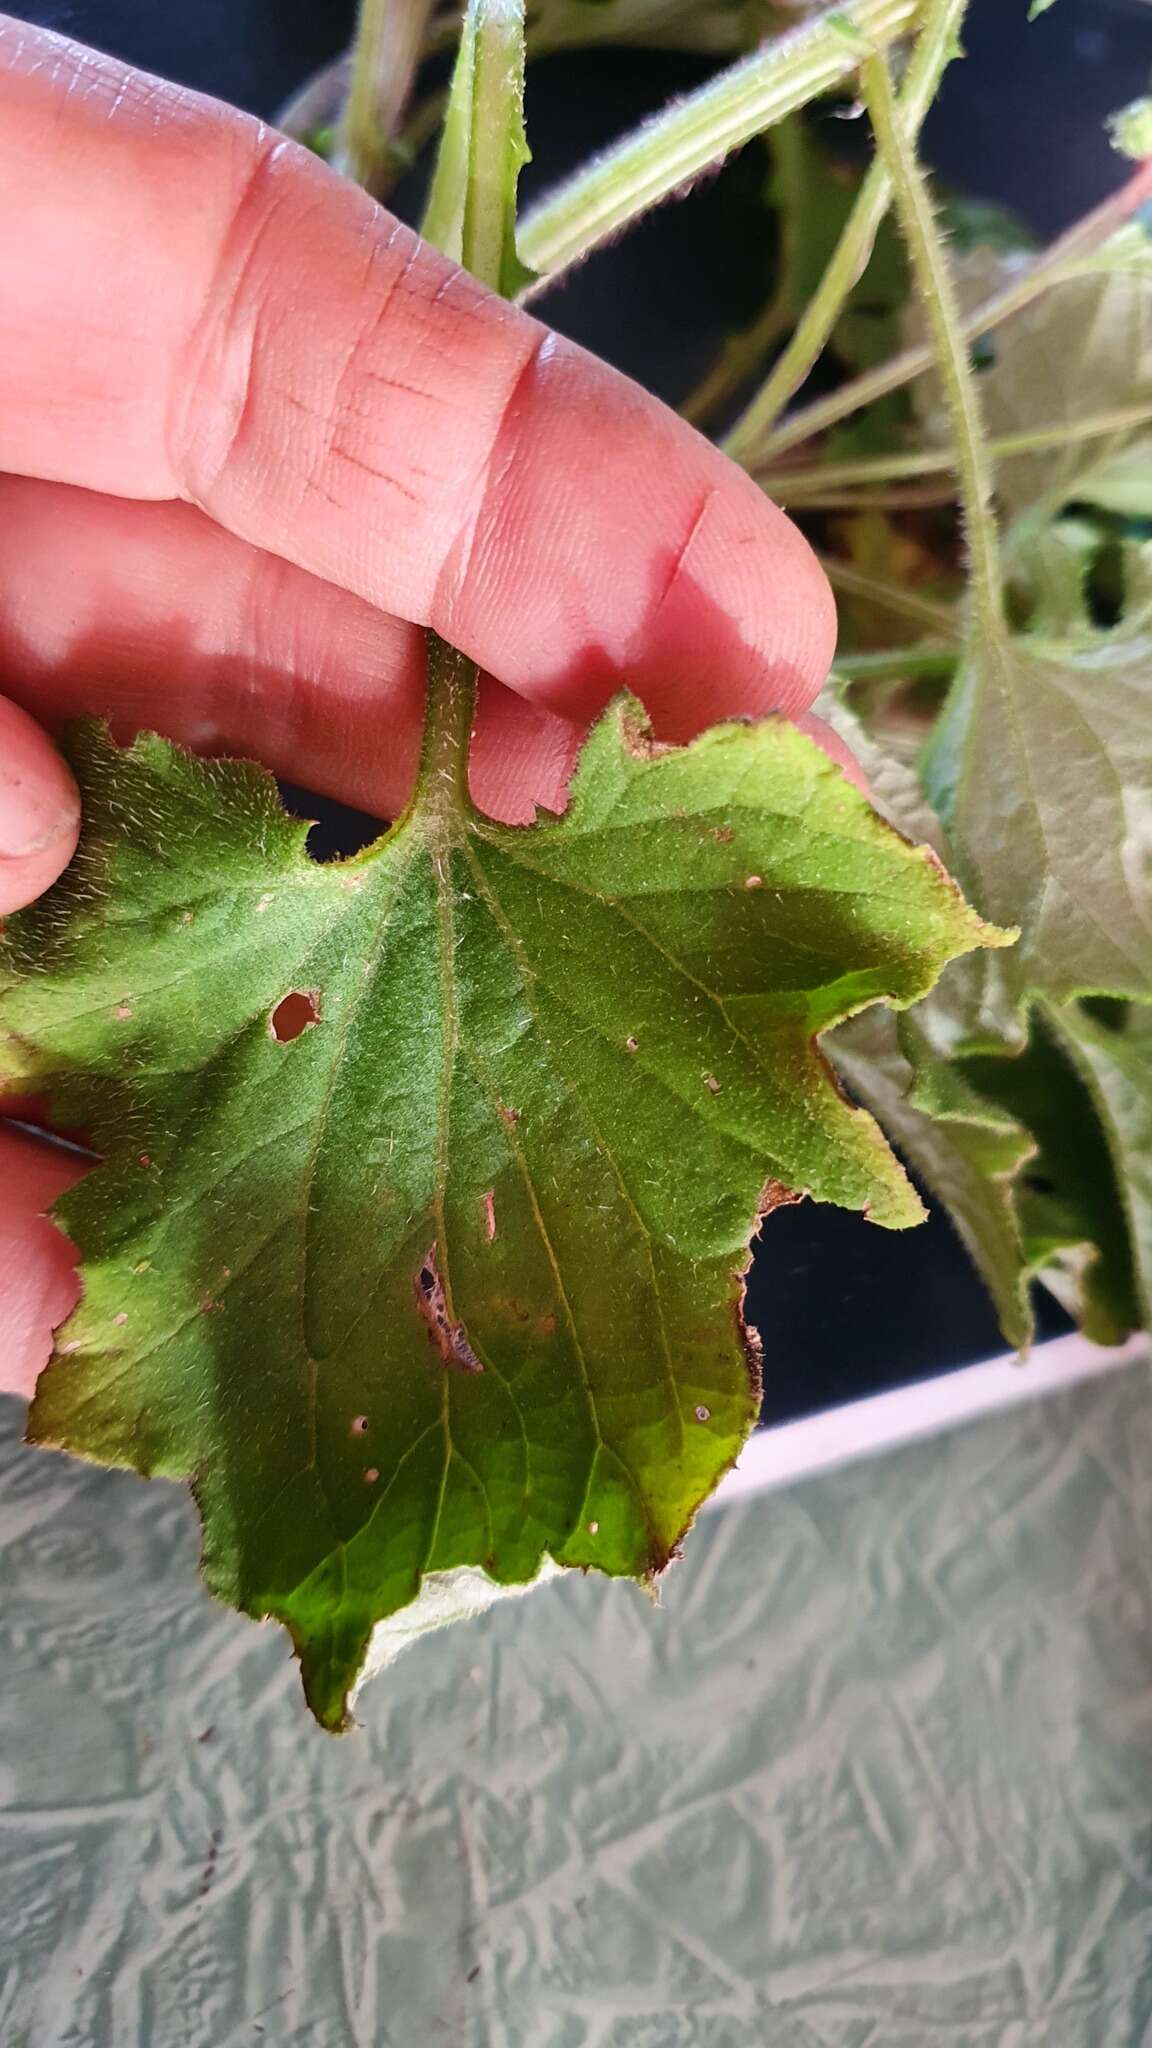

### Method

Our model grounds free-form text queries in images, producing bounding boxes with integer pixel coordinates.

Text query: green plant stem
[754,155,1152,463]
[418,0,531,801]
[723,0,965,460]
[517,0,919,294]
[462,0,528,288]
[418,633,480,818]
[759,401,1152,501]
[835,645,961,680]
[861,37,1002,636]
[334,0,438,197]
[821,556,962,639]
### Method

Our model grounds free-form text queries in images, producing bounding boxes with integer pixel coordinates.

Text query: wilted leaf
[1,697,1000,1727]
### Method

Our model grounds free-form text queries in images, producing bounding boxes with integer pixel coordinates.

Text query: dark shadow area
[750,1195,1072,1429]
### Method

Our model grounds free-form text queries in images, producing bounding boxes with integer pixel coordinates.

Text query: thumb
[0,694,81,913]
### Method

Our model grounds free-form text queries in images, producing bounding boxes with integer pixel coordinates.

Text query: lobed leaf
[2,702,1001,1726]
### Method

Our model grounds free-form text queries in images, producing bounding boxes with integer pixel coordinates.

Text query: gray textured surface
[3,1364,1152,2047]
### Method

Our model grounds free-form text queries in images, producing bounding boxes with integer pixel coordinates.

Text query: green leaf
[830,1006,1037,1350]
[923,546,1152,1010]
[1046,1001,1152,1331]
[982,227,1152,536]
[2,695,1001,1728]
[963,1014,1143,1345]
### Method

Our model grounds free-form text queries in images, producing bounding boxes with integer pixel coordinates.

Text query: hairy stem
[417,634,480,819]
[335,0,439,197]
[861,39,1002,635]
[759,401,1152,500]
[517,0,919,294]
[418,0,531,803]
[724,0,966,459]
[756,156,1152,462]
[821,557,962,639]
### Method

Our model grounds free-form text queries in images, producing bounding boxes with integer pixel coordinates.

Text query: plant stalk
[821,556,962,639]
[334,0,439,198]
[758,401,1152,501]
[418,0,532,806]
[517,0,919,294]
[755,155,1152,463]
[723,0,966,458]
[861,39,1003,635]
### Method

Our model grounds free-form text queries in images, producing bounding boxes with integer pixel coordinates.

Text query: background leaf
[1047,1000,1152,1331]
[923,546,1152,1010]
[830,1005,1037,1350]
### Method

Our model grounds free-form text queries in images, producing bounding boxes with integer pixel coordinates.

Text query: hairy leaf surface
[924,561,1152,1010]
[2,700,1000,1725]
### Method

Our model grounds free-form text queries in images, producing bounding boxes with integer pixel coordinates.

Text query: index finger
[0,16,834,737]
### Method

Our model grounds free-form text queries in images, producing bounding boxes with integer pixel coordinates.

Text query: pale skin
[0,14,846,1398]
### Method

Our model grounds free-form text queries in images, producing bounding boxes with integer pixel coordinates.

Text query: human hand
[0,13,839,1396]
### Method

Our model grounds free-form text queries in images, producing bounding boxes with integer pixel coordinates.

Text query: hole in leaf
[415,1246,483,1373]
[270,990,321,1043]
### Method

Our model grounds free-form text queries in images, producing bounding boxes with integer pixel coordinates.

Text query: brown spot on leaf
[114,1004,133,1021]
[270,990,321,1043]
[625,1035,640,1053]
[536,1312,557,1337]
[483,1189,497,1241]
[498,1103,521,1126]
[363,1467,380,1485]
[350,1415,369,1437]
[704,1074,721,1094]
[621,706,676,761]
[695,1404,711,1423]
[137,1154,152,1170]
[710,826,734,844]
[758,1178,805,1217]
[415,1247,483,1373]
[744,874,763,890]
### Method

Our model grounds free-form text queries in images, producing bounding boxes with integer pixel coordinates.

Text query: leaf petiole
[517,0,920,293]
[754,157,1152,463]
[861,31,1003,635]
[723,0,966,459]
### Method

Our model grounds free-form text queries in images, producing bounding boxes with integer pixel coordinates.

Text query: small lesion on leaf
[269,989,321,1043]
[620,705,676,762]
[757,1178,805,1216]
[415,1246,483,1373]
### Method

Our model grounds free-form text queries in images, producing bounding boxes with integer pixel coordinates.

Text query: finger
[0,17,835,736]
[0,693,80,912]
[0,474,582,823]
[0,1123,84,1399]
